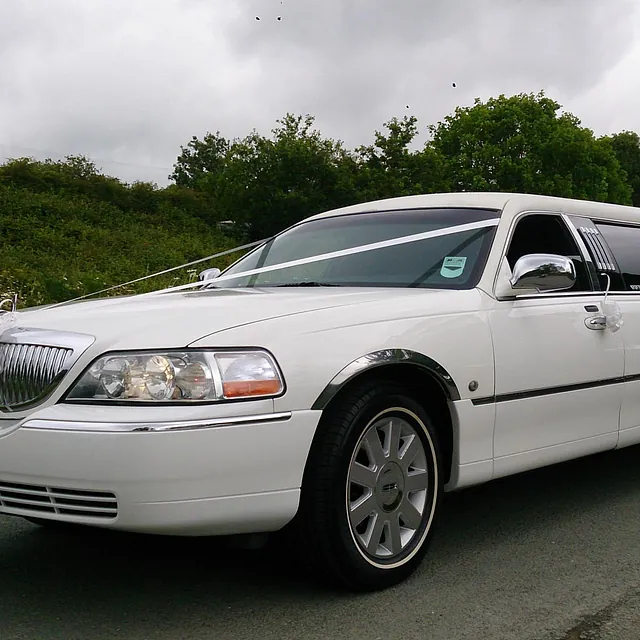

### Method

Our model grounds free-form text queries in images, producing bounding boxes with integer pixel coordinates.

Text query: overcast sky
[1,0,639,186]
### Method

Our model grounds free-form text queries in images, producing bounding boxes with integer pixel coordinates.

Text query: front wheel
[296,381,443,591]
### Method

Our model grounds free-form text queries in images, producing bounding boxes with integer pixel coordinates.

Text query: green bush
[0,182,241,308]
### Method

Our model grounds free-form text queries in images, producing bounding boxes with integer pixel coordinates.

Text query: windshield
[216,207,499,290]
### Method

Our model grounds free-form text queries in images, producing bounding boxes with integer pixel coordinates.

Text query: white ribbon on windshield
[34,217,499,312]
[145,217,500,296]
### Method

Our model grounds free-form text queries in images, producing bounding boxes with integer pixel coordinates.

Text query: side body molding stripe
[471,374,638,406]
[311,349,461,411]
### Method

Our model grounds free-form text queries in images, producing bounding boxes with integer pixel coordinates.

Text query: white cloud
[568,15,640,136]
[0,0,638,185]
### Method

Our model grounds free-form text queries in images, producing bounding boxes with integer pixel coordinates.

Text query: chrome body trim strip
[21,412,293,433]
[471,376,628,406]
[311,349,461,410]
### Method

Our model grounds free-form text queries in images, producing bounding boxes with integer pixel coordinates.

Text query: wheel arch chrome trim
[21,412,293,433]
[311,349,461,411]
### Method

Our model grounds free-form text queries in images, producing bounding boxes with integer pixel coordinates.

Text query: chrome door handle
[585,315,607,330]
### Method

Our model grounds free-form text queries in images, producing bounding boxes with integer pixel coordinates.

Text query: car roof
[304,192,640,225]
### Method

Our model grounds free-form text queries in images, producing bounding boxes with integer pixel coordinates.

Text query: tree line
[2,91,640,307]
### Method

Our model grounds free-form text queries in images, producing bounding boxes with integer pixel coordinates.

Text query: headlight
[65,350,284,403]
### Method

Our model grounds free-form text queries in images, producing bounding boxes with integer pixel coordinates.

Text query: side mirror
[198,268,221,282]
[510,253,576,293]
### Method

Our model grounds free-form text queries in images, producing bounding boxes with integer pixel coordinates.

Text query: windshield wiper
[274,281,341,287]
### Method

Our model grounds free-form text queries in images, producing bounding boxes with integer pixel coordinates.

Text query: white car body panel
[0,411,320,535]
[190,288,494,410]
[3,191,640,536]
[612,294,640,449]
[487,295,624,456]
[189,288,497,486]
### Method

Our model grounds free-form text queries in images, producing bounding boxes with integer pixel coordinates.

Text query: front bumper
[0,410,321,536]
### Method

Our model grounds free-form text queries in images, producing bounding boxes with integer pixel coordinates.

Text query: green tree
[355,115,450,200]
[0,155,217,224]
[0,156,133,209]
[428,91,632,204]
[170,132,230,189]
[606,130,640,206]
[171,114,361,240]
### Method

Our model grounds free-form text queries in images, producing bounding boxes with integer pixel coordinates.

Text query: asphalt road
[3,446,640,640]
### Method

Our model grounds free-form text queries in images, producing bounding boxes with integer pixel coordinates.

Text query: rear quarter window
[596,223,640,291]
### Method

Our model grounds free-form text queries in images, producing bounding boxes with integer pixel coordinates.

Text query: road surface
[2,446,640,640]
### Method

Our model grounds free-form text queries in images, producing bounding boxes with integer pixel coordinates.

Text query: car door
[584,219,640,450]
[486,211,624,479]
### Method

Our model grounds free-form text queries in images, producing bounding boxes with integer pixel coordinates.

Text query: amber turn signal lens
[223,379,282,398]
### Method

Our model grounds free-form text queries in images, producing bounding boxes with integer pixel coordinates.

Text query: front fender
[188,290,495,413]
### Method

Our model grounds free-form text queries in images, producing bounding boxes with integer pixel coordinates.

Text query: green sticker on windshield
[440,256,467,278]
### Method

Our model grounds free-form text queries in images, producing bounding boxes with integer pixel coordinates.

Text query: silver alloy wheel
[346,407,435,567]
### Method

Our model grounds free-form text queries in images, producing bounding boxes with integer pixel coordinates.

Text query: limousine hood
[6,286,471,352]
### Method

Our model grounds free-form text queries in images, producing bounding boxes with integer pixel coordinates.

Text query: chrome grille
[0,481,118,519]
[0,342,71,409]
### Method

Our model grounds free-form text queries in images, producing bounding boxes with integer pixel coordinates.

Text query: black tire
[295,380,443,591]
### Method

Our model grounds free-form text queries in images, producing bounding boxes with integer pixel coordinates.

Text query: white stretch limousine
[2,192,640,591]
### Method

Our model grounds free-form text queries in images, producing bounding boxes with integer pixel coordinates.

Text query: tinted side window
[596,223,640,291]
[506,214,593,291]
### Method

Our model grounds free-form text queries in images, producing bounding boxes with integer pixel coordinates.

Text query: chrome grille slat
[14,346,25,403]
[2,344,14,405]
[37,346,52,397]
[0,481,118,520]
[5,344,16,404]
[8,344,20,405]
[20,345,36,400]
[15,344,25,403]
[27,345,40,399]
[7,344,17,404]
[0,342,72,409]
